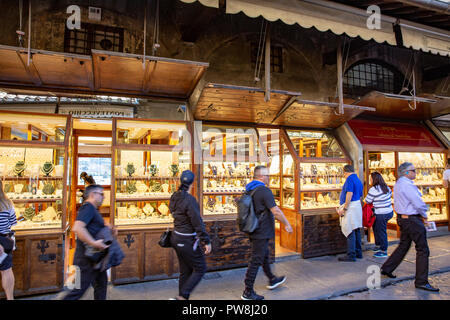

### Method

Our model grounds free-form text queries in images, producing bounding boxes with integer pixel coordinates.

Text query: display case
[110,118,193,284]
[0,111,72,298]
[349,119,450,236]
[285,129,349,213]
[364,151,448,228]
[200,125,268,218]
[265,129,350,258]
[112,119,192,226]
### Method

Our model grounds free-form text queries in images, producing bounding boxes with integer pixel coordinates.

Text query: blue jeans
[373,211,394,251]
[347,228,362,259]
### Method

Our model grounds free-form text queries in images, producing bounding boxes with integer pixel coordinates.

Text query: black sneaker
[241,290,264,300]
[381,270,396,278]
[267,276,286,290]
[415,283,439,292]
[338,256,356,262]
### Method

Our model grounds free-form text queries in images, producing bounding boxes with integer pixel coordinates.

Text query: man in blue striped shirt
[380,162,439,292]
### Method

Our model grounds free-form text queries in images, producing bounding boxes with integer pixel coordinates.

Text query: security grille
[251,43,284,73]
[344,61,405,97]
[64,22,124,55]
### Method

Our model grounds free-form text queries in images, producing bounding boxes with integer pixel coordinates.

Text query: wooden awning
[355,91,450,120]
[194,83,375,128]
[0,45,208,100]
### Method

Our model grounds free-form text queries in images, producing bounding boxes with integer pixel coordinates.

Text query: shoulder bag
[158,227,172,248]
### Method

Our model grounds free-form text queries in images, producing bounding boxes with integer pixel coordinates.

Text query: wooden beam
[379,3,405,11]
[337,41,344,115]
[264,24,271,102]
[91,53,102,90]
[271,96,300,124]
[17,51,42,86]
[142,60,158,94]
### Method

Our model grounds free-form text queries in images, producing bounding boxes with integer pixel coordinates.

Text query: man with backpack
[240,165,293,300]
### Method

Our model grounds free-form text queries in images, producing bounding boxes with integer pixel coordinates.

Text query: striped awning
[182,0,450,57]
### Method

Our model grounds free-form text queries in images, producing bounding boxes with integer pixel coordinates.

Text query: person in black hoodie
[169,170,211,300]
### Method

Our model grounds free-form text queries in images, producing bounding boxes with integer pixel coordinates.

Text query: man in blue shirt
[337,164,363,262]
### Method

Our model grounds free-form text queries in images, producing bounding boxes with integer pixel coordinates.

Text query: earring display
[299,163,345,191]
[202,161,263,215]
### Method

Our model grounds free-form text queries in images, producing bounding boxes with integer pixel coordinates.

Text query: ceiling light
[78,137,112,142]
[78,119,112,124]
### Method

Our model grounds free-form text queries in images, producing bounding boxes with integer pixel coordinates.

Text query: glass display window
[112,119,192,226]
[299,163,345,191]
[398,152,444,187]
[78,157,111,185]
[286,130,345,158]
[113,148,190,225]
[201,125,267,217]
[368,151,396,187]
[280,129,350,212]
[115,119,190,147]
[398,152,447,223]
[0,112,67,142]
[281,139,295,210]
[300,191,341,210]
[365,151,448,225]
[258,128,281,206]
[0,111,71,231]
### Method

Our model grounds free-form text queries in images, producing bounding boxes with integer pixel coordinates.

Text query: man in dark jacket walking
[63,185,115,300]
[241,165,293,300]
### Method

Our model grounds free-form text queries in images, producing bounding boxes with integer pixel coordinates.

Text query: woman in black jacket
[169,170,211,300]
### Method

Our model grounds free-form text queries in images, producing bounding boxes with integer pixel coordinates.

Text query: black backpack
[237,186,263,234]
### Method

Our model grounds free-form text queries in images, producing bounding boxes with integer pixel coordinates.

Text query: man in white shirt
[442,158,450,189]
[380,162,439,292]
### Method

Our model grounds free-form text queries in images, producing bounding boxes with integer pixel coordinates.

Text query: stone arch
[202,32,320,96]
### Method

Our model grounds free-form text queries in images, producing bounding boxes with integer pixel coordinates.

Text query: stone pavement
[333,271,450,300]
[21,231,450,300]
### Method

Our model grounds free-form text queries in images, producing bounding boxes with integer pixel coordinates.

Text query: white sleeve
[444,170,450,182]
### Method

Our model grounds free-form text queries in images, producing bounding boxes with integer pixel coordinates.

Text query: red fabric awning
[348,119,445,152]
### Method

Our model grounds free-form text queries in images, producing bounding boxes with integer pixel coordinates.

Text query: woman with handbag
[169,170,211,300]
[0,180,17,300]
[364,172,394,258]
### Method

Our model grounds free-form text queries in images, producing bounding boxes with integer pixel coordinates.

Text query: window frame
[64,22,124,55]
[343,60,406,98]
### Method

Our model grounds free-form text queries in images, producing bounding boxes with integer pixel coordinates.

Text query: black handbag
[158,228,172,248]
[0,233,15,254]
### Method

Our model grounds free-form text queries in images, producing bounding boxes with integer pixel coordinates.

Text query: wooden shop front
[0,111,72,298]
[194,83,375,259]
[348,119,449,236]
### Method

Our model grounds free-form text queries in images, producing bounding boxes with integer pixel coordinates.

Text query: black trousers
[63,256,108,300]
[244,238,275,291]
[381,215,430,286]
[171,232,207,300]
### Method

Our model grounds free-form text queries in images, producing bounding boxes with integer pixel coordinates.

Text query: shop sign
[58,105,134,118]
[348,119,442,148]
